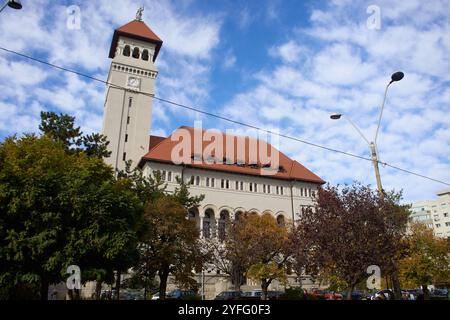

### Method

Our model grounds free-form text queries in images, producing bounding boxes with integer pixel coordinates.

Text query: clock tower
[102,9,163,172]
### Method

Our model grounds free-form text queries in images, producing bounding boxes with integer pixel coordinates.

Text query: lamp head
[390,71,404,83]
[7,0,22,9]
[330,113,342,120]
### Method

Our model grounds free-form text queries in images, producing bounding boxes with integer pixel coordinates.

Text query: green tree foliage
[398,222,450,298]
[0,135,142,300]
[39,111,111,158]
[243,214,291,299]
[139,196,205,300]
[129,170,205,300]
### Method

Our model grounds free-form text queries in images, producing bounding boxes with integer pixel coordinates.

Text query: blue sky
[1,0,450,203]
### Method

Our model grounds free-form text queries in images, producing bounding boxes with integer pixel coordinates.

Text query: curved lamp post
[330,71,404,195]
[0,0,22,13]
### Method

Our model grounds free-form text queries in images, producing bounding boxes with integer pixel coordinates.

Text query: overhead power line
[1,46,449,187]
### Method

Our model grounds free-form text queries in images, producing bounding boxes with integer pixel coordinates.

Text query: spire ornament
[136,6,144,21]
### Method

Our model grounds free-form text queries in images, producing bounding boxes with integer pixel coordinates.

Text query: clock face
[127,77,141,89]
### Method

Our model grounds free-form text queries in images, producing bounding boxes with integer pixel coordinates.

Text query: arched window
[277,215,286,227]
[132,47,140,59]
[123,45,131,57]
[235,211,243,221]
[218,210,229,242]
[142,49,149,61]
[203,209,214,239]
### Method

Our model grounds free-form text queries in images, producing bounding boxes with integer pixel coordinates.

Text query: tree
[0,135,142,300]
[244,214,291,299]
[139,196,205,300]
[39,111,111,158]
[398,222,450,299]
[39,111,81,150]
[297,183,408,300]
[219,213,289,299]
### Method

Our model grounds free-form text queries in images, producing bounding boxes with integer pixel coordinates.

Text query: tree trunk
[390,271,402,300]
[261,280,269,300]
[144,283,147,301]
[346,285,355,300]
[390,259,402,300]
[422,285,429,300]
[95,281,102,300]
[159,268,169,300]
[40,278,49,301]
[115,271,121,300]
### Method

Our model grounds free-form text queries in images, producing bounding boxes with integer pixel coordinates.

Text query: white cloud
[0,0,223,141]
[220,0,450,202]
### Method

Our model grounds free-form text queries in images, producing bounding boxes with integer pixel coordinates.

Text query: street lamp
[330,72,404,195]
[0,0,22,13]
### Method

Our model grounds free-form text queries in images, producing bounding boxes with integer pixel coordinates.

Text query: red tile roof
[149,135,166,151]
[141,127,325,184]
[109,20,163,61]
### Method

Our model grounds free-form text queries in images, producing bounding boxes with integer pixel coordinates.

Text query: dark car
[340,290,363,300]
[214,291,242,300]
[430,288,448,300]
[267,291,284,300]
[166,289,197,300]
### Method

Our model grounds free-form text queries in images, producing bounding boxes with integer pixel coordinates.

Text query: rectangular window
[195,176,200,186]
[125,134,128,143]
[221,179,225,189]
[276,186,279,195]
[206,177,210,187]
[263,185,266,193]
[226,180,230,189]
[211,178,215,188]
[240,181,244,191]
[254,183,257,192]
[235,181,239,190]
[128,97,133,108]
[167,171,172,182]
[162,170,166,181]
[190,176,194,184]
[127,116,130,124]
[249,183,253,192]
[267,185,271,194]
[300,188,304,197]
[280,187,284,196]
[122,152,126,161]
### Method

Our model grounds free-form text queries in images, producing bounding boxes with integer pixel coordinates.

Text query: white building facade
[101,14,325,298]
[410,189,450,238]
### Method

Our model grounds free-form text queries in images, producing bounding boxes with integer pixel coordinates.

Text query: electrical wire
[1,46,449,187]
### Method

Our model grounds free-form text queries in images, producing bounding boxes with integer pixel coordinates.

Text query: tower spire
[136,6,144,21]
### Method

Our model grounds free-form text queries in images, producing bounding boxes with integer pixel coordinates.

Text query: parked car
[310,289,343,300]
[241,290,263,300]
[166,289,197,300]
[369,289,394,300]
[430,288,448,300]
[150,292,169,300]
[267,291,285,300]
[214,291,242,300]
[401,290,416,300]
[340,290,363,300]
